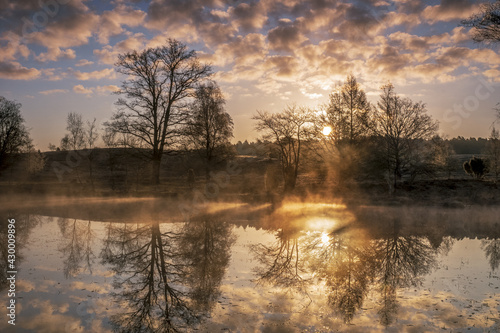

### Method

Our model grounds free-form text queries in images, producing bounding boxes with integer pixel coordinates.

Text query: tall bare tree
[253,105,314,192]
[106,39,212,185]
[461,1,500,44]
[85,118,99,191]
[184,81,233,180]
[487,127,500,181]
[371,84,438,188]
[60,112,85,151]
[317,75,372,184]
[0,96,31,172]
[321,75,372,143]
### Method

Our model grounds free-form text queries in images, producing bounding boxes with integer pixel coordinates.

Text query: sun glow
[320,232,330,246]
[322,126,332,136]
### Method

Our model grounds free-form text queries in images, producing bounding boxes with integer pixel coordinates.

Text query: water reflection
[482,239,500,272]
[102,220,198,332]
[179,217,236,312]
[98,210,236,332]
[250,204,500,327]
[308,229,373,324]
[58,218,96,278]
[0,212,41,292]
[251,224,308,292]
[1,202,499,332]
[372,220,437,326]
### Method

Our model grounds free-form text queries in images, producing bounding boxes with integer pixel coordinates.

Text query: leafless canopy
[106,39,212,184]
[0,96,31,170]
[371,83,438,186]
[321,74,372,143]
[461,1,500,44]
[184,81,234,167]
[253,105,314,191]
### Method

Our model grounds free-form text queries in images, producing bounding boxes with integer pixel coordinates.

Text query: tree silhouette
[461,1,500,44]
[106,39,212,185]
[463,156,488,179]
[371,84,438,188]
[251,224,308,292]
[487,127,500,181]
[253,105,314,192]
[307,232,373,324]
[183,81,234,181]
[0,96,31,172]
[317,75,373,184]
[321,74,372,143]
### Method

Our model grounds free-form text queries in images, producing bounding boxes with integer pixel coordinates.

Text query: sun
[320,232,330,246]
[322,126,332,136]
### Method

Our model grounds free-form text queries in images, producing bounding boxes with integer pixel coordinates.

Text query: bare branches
[371,83,438,187]
[253,105,314,192]
[106,39,212,184]
[0,96,31,171]
[183,81,234,173]
[461,1,500,44]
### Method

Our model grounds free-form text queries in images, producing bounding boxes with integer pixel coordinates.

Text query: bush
[463,156,488,179]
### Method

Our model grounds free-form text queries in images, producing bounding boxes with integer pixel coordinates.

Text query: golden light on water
[322,126,332,136]
[320,232,330,246]
[306,217,337,230]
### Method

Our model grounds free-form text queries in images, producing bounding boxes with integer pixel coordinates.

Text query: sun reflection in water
[306,217,337,230]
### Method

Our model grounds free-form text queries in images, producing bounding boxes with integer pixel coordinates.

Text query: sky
[0,0,499,150]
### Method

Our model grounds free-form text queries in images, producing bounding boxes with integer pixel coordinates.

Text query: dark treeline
[235,136,490,156]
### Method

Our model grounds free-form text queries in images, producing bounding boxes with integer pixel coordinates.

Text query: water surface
[1,201,499,332]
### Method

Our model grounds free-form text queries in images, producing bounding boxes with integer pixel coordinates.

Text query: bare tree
[253,105,314,192]
[317,75,372,184]
[371,84,438,188]
[184,81,234,180]
[26,148,46,176]
[0,96,31,172]
[430,135,458,179]
[461,1,500,44]
[60,112,85,151]
[487,127,500,181]
[85,118,99,191]
[321,75,372,143]
[106,39,212,185]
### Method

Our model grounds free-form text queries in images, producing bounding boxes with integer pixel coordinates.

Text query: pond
[0,200,499,332]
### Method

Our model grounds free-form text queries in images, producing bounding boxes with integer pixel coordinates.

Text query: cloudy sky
[0,0,499,149]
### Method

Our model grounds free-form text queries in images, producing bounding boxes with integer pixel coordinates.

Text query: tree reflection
[251,225,308,292]
[0,213,40,291]
[373,220,437,326]
[178,217,236,311]
[101,220,198,332]
[306,230,373,323]
[58,218,95,278]
[481,239,500,271]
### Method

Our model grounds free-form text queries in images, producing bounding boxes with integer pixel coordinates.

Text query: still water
[1,200,499,332]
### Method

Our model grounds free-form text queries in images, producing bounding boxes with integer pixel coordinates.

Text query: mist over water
[0,199,499,332]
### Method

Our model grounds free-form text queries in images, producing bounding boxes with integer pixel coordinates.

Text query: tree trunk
[283,165,297,193]
[152,157,161,185]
